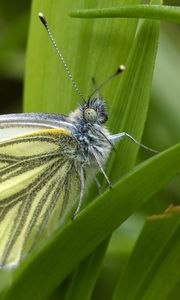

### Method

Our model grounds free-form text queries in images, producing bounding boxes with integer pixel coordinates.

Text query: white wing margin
[0,113,76,141]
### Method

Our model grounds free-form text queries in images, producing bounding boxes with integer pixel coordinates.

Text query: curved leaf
[70,5,180,24]
[1,143,180,300]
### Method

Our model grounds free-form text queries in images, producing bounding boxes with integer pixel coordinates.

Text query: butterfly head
[81,97,108,125]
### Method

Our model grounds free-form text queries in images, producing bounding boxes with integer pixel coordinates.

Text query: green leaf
[113,206,180,300]
[1,143,180,300]
[65,2,161,298]
[152,30,180,145]
[107,15,160,179]
[64,239,109,300]
[70,5,180,24]
[23,1,141,297]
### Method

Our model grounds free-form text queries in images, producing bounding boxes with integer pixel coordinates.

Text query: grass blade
[23,1,141,298]
[70,5,180,24]
[113,206,180,300]
[65,2,162,297]
[1,143,180,300]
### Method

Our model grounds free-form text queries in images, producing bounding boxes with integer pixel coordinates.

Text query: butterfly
[0,13,157,268]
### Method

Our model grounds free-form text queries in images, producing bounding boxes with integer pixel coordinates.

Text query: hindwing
[0,128,80,268]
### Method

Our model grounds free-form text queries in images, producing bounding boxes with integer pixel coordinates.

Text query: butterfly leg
[72,166,85,219]
[91,147,112,188]
[109,132,158,153]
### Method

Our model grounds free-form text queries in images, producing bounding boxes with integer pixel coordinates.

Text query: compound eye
[84,108,98,123]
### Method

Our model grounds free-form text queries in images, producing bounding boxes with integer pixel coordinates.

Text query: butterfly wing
[0,127,80,268]
[0,112,76,140]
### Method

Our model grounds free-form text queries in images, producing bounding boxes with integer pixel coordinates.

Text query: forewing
[0,128,80,268]
[0,113,76,141]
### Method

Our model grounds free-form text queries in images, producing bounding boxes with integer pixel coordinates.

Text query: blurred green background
[0,1,179,299]
[0,1,31,113]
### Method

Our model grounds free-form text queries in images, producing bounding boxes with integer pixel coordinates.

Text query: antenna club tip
[38,12,47,26]
[38,12,43,17]
[119,64,126,72]
[115,64,125,75]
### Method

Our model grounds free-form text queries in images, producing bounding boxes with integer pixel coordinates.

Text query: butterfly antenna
[38,12,85,102]
[89,64,125,99]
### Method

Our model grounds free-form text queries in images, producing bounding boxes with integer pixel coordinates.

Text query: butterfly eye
[84,108,98,123]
